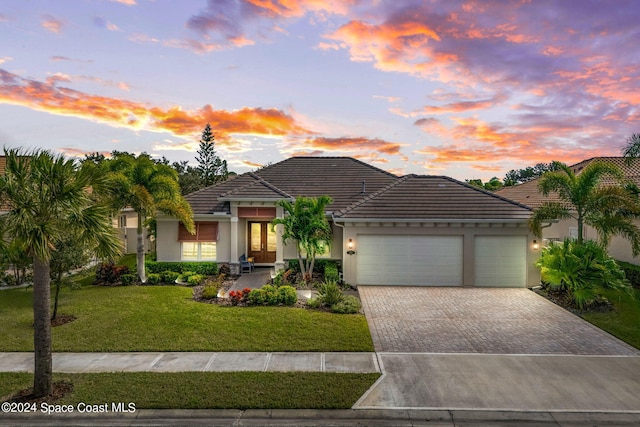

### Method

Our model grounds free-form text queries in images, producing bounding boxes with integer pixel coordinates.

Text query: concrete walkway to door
[356,286,640,413]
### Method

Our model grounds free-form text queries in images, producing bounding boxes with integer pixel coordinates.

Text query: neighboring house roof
[336,175,531,220]
[0,156,5,175]
[496,157,640,209]
[184,157,532,221]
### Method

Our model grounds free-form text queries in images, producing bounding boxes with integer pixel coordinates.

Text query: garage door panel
[475,236,526,287]
[357,235,462,286]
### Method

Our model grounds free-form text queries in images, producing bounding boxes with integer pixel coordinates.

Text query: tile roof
[496,157,640,209]
[336,175,531,220]
[185,157,531,221]
[186,157,398,214]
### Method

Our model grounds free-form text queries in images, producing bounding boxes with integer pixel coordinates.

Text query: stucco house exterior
[156,157,540,287]
[497,157,640,264]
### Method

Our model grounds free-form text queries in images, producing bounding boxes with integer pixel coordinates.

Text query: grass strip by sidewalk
[0,372,380,409]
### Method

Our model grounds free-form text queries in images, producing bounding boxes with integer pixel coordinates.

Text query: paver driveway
[359,286,639,355]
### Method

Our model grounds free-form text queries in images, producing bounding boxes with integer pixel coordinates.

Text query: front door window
[248,221,276,263]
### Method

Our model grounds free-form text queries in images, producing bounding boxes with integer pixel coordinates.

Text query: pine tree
[196,123,228,187]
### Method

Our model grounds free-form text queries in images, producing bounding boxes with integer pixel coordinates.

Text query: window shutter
[198,222,218,241]
[178,223,196,241]
[178,222,218,241]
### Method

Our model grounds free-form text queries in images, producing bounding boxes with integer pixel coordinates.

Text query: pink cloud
[41,14,65,34]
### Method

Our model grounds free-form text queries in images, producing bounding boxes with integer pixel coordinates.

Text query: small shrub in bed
[147,273,161,285]
[331,295,361,314]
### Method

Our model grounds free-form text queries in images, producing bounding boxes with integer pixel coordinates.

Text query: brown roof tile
[186,157,398,214]
[496,157,640,209]
[336,175,531,220]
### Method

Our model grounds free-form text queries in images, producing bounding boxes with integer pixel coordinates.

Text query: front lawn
[582,288,640,350]
[0,285,374,352]
[0,372,379,409]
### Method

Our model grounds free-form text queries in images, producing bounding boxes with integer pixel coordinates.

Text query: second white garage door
[475,236,527,287]
[356,235,463,286]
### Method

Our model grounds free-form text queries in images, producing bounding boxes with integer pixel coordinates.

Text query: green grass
[0,372,379,409]
[582,288,640,349]
[0,285,374,352]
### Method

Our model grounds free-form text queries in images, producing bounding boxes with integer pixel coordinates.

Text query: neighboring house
[112,207,155,254]
[156,157,540,287]
[497,157,640,264]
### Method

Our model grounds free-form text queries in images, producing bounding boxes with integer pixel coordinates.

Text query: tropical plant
[536,239,631,309]
[49,236,89,320]
[622,132,640,160]
[271,196,333,282]
[331,295,362,314]
[101,152,195,282]
[317,279,344,306]
[529,161,640,253]
[0,148,121,398]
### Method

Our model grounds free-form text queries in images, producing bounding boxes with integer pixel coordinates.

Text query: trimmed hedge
[146,261,217,276]
[324,262,339,282]
[618,260,640,288]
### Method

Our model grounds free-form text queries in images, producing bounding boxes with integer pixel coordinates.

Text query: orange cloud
[303,136,407,158]
[41,15,64,34]
[241,160,263,168]
[0,69,309,145]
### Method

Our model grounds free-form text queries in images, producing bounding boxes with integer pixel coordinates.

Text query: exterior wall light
[347,238,355,255]
[533,240,539,251]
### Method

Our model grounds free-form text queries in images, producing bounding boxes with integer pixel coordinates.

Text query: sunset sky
[1,0,639,180]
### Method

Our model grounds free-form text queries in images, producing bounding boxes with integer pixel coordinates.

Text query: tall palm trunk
[137,212,147,283]
[33,257,52,398]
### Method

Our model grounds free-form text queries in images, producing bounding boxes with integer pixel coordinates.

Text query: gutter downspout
[331,213,347,284]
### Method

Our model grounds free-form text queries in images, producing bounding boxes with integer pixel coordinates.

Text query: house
[156,157,540,287]
[112,208,155,254]
[496,157,640,264]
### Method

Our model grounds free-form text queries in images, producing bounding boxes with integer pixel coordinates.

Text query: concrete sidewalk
[0,352,379,373]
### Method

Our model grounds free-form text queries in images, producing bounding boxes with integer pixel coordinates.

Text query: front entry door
[248,221,276,263]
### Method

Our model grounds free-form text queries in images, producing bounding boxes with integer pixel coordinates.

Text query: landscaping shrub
[248,288,266,305]
[146,261,217,276]
[536,239,631,309]
[618,261,640,288]
[120,273,138,286]
[261,285,280,305]
[331,295,361,314]
[229,288,251,305]
[278,285,298,306]
[317,280,344,306]
[324,262,339,282]
[147,273,161,285]
[306,297,322,309]
[201,283,219,299]
[95,262,130,285]
[161,271,180,283]
[187,274,205,286]
[218,264,231,276]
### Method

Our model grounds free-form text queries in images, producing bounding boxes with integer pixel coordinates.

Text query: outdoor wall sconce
[347,239,356,255]
[532,240,539,251]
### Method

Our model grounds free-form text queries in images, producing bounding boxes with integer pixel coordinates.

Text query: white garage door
[357,235,463,286]
[475,236,527,287]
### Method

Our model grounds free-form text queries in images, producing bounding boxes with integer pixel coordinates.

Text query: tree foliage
[529,161,640,254]
[271,196,333,282]
[50,236,89,320]
[536,239,630,309]
[466,177,504,192]
[503,162,561,186]
[622,132,640,161]
[0,148,121,398]
[196,123,228,188]
[100,152,195,282]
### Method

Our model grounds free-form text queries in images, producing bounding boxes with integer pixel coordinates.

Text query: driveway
[358,286,639,355]
[355,286,640,412]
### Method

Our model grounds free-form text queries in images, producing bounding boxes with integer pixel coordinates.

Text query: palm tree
[622,133,640,160]
[102,152,194,282]
[272,196,332,282]
[0,148,121,398]
[529,161,640,254]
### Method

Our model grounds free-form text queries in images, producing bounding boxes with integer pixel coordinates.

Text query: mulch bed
[51,314,77,327]
[532,286,613,315]
[6,381,74,404]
